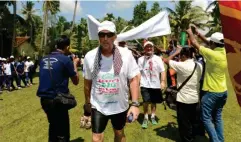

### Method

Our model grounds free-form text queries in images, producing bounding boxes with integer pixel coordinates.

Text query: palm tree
[40,0,60,56]
[12,0,16,54]
[205,1,221,36]
[166,1,208,38]
[56,16,67,35]
[21,1,38,44]
[70,0,78,34]
[103,13,115,21]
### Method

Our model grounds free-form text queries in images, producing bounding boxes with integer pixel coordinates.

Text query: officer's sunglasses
[98,32,115,38]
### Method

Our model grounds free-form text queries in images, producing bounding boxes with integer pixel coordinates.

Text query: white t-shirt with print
[84,46,140,115]
[138,55,165,89]
[24,61,34,72]
[169,59,203,104]
[4,63,11,75]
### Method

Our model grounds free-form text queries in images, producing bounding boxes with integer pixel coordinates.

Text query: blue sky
[15,1,175,23]
[12,0,213,24]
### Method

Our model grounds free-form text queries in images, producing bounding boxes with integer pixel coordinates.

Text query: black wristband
[83,104,91,116]
[131,101,140,107]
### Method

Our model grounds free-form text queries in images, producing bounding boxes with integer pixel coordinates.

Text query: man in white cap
[83,21,140,142]
[138,41,166,129]
[3,58,12,91]
[187,26,227,142]
[24,56,34,86]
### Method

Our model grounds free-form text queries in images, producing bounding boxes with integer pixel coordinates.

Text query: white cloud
[60,0,82,15]
[106,1,135,11]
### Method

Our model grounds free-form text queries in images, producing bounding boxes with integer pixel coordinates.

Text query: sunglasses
[98,32,115,38]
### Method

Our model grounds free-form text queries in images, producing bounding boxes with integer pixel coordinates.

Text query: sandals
[80,116,91,129]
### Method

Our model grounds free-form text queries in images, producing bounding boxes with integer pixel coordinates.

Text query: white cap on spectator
[0,57,2,61]
[2,58,6,61]
[98,21,116,33]
[27,56,30,59]
[144,41,154,48]
[210,32,224,44]
[10,55,14,59]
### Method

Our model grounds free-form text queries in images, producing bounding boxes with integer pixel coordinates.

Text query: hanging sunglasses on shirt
[98,32,115,38]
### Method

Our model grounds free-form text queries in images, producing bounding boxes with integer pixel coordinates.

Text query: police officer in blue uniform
[37,35,79,142]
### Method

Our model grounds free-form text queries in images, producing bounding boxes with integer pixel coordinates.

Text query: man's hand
[73,57,80,65]
[189,24,198,34]
[127,106,139,122]
[161,81,166,90]
[186,27,193,35]
[176,45,182,53]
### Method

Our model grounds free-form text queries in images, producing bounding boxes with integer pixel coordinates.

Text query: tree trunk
[70,1,77,34]
[44,10,48,49]
[30,22,33,44]
[11,1,16,55]
[40,2,47,56]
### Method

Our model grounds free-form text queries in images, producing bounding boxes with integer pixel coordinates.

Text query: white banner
[87,11,171,41]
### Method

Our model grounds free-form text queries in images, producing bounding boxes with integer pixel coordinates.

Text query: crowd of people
[36,20,227,142]
[0,55,36,94]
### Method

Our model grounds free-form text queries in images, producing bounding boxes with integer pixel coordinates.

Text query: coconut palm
[166,1,208,38]
[205,1,221,36]
[21,1,38,43]
[70,0,78,34]
[40,0,60,56]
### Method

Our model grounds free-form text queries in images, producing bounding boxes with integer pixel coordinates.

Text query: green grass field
[0,71,241,142]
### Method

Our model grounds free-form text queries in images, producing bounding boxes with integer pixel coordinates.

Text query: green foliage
[132,1,148,26]
[166,1,208,39]
[21,1,40,48]
[103,13,115,21]
[148,2,162,18]
[205,1,221,36]
[116,16,129,34]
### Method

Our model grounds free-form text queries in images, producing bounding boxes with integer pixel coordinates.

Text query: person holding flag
[187,25,227,142]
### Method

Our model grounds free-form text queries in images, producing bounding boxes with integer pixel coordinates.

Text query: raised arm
[162,45,182,64]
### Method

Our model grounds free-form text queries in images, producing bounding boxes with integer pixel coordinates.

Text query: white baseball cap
[144,41,154,48]
[2,58,6,61]
[98,21,116,33]
[27,56,30,59]
[10,55,14,59]
[210,32,224,44]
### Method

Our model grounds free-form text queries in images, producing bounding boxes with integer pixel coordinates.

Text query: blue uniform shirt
[0,63,4,76]
[10,62,15,73]
[16,61,25,74]
[37,52,76,98]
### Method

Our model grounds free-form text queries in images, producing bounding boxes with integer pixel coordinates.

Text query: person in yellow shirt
[186,26,227,142]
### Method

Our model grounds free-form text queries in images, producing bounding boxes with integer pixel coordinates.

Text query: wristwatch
[131,101,140,107]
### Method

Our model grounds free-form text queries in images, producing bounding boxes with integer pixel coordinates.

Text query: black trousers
[176,102,198,142]
[41,98,70,142]
[17,74,27,87]
[11,72,18,89]
[29,71,33,84]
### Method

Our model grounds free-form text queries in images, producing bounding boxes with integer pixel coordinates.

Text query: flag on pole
[219,1,241,107]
